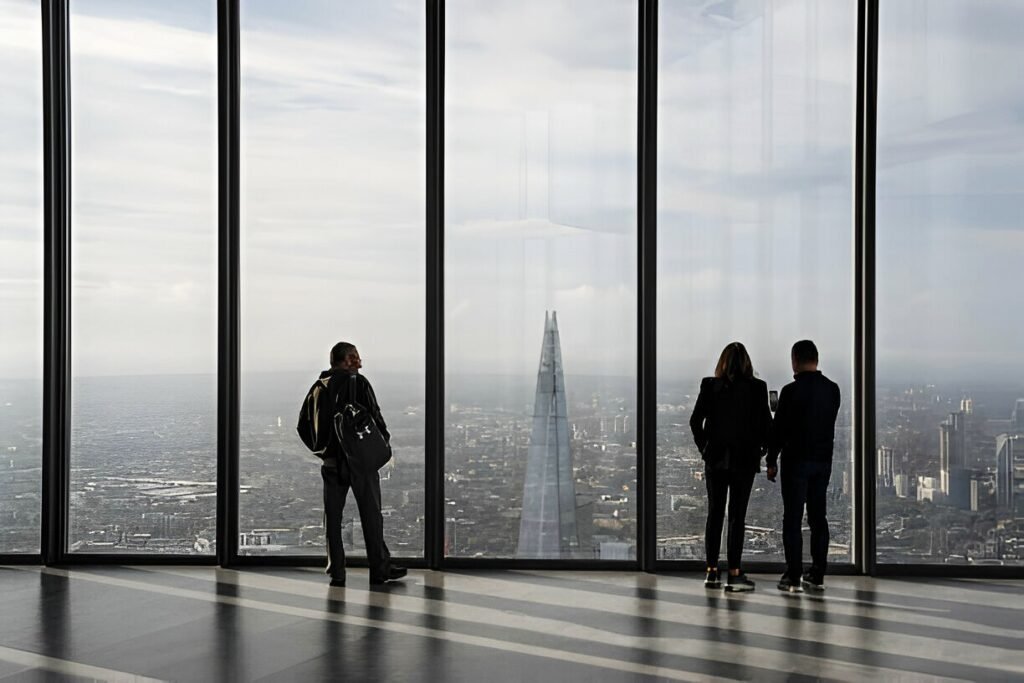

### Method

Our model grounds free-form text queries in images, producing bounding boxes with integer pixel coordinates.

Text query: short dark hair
[330,341,356,367]
[791,339,819,365]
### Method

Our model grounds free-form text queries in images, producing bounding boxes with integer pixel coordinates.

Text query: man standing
[767,340,841,593]
[318,341,406,587]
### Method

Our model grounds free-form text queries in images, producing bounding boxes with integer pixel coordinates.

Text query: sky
[0,0,1023,388]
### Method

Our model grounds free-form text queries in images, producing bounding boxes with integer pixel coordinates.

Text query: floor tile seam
[0,663,34,682]
[0,643,167,683]
[132,568,1024,680]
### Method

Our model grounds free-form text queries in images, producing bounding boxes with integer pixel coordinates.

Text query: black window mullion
[637,0,658,573]
[41,0,71,565]
[425,0,445,571]
[854,0,879,576]
[217,0,241,568]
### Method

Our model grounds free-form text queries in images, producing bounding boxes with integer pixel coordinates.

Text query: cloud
[2,0,1022,383]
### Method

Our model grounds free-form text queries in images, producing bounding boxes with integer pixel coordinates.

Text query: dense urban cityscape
[1,372,1022,566]
[875,386,1024,564]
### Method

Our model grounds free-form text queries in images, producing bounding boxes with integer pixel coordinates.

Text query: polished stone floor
[0,566,1022,682]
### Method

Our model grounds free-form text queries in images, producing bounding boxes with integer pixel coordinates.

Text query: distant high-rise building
[517,311,579,558]
[939,412,965,495]
[894,473,910,499]
[1012,399,1024,434]
[947,469,971,511]
[917,476,939,503]
[996,434,1023,520]
[997,434,1014,508]
[877,446,895,489]
[960,398,973,415]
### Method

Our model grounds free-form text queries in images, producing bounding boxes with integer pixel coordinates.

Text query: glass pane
[0,0,42,553]
[445,0,637,559]
[69,1,217,554]
[876,0,1024,565]
[239,0,425,558]
[657,1,855,564]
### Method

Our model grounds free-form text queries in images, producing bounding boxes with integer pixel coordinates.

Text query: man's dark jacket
[320,369,390,467]
[767,370,841,468]
[689,376,772,473]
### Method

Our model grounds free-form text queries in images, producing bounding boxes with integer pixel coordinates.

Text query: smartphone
[769,390,779,412]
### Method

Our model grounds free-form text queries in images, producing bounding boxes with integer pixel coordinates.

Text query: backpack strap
[325,373,341,430]
[339,372,361,411]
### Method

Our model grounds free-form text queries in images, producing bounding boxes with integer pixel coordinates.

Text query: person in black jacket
[766,339,841,593]
[690,342,772,592]
[319,341,406,587]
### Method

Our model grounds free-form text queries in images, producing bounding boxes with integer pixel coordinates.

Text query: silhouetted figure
[690,342,772,592]
[767,340,841,593]
[304,342,406,587]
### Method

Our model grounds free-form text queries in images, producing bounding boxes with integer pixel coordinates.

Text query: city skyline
[3,368,1024,564]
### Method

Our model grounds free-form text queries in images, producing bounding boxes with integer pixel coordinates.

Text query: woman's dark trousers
[704,468,756,570]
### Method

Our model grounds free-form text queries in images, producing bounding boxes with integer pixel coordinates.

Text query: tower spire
[517,311,578,557]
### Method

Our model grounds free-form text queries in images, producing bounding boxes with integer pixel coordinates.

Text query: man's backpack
[333,373,392,473]
[296,375,339,458]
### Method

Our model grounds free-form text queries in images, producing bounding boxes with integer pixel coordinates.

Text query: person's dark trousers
[780,459,832,578]
[321,458,392,581]
[704,468,756,570]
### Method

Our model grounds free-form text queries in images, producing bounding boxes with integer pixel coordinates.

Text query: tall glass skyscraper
[517,312,579,558]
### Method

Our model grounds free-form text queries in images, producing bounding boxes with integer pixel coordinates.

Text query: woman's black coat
[689,376,772,473]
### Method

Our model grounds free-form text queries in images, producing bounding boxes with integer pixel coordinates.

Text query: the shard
[517,311,579,558]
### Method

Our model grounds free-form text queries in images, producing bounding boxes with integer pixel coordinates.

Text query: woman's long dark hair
[714,342,754,383]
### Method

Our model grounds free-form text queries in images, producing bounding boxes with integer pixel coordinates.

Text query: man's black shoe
[704,568,722,589]
[777,572,802,593]
[801,570,825,592]
[369,566,408,585]
[724,572,755,592]
[329,578,346,588]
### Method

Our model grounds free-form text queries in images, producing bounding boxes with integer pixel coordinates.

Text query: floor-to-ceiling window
[8,0,1024,574]
[68,0,217,554]
[239,0,426,558]
[445,0,638,560]
[657,0,856,564]
[876,0,1024,566]
[0,0,43,554]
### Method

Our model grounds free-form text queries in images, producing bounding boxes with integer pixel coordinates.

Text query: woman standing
[689,342,772,592]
